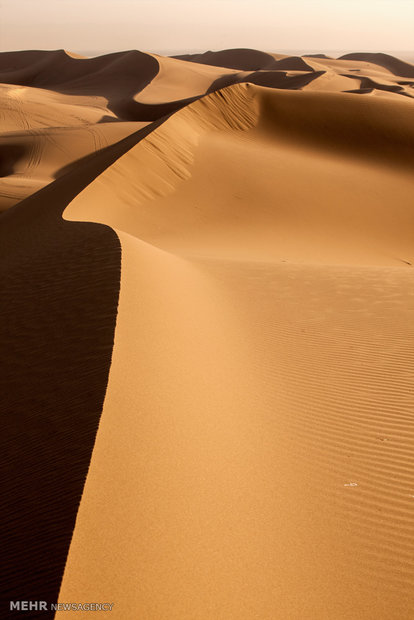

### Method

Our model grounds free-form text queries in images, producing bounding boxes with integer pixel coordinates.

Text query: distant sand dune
[339,52,414,78]
[1,48,414,620]
[174,48,315,73]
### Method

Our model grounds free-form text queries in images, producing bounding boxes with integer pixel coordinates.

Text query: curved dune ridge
[1,48,414,619]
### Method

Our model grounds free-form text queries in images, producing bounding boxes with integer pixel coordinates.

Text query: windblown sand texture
[1,48,414,619]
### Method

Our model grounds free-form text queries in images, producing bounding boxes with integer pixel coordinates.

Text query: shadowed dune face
[0,172,122,616]
[1,48,414,619]
[0,142,28,177]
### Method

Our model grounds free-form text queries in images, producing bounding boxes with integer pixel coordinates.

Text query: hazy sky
[1,0,413,55]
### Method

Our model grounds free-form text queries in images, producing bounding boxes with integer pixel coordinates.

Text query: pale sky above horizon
[1,0,413,55]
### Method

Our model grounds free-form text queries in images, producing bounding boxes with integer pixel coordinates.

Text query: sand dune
[1,48,414,619]
[0,49,159,100]
[339,52,414,78]
[175,48,315,73]
[65,83,414,265]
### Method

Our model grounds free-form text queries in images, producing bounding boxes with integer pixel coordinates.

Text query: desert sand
[1,48,414,619]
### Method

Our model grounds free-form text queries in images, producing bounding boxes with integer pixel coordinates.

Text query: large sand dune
[1,48,414,619]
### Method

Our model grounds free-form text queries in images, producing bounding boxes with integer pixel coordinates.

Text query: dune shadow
[0,143,28,177]
[341,73,411,98]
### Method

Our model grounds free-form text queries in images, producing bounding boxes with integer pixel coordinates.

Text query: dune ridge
[0,120,166,618]
[64,83,259,219]
[1,48,414,619]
